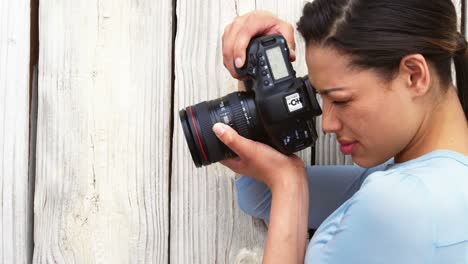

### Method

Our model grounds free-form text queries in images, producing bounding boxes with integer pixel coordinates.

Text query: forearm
[262,175,309,264]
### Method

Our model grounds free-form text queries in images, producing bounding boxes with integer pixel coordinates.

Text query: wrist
[264,167,309,262]
[269,167,308,195]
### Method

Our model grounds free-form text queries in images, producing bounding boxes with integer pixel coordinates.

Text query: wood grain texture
[0,0,33,263]
[454,0,463,30]
[452,0,463,93]
[29,0,463,263]
[34,0,172,263]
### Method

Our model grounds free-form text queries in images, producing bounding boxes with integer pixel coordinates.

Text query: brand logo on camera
[285,93,303,112]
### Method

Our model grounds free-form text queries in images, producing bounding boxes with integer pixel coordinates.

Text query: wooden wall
[0,0,464,263]
[0,0,34,263]
[34,0,172,262]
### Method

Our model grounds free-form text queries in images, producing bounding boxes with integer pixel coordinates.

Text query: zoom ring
[197,103,225,164]
[230,99,251,139]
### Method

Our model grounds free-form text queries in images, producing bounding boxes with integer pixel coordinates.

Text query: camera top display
[235,34,295,90]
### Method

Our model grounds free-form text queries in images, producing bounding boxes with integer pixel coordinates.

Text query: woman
[214,0,468,263]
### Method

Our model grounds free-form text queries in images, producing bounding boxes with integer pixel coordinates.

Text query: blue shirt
[235,150,468,263]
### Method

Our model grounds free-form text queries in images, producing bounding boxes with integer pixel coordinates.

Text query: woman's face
[306,45,423,168]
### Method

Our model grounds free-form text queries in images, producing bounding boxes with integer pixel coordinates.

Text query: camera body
[235,34,322,153]
[179,34,322,167]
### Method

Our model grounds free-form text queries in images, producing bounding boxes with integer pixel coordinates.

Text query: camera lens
[179,92,262,167]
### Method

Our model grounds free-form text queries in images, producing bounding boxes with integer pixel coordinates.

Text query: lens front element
[179,92,258,167]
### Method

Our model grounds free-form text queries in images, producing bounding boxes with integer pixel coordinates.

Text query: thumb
[212,123,254,158]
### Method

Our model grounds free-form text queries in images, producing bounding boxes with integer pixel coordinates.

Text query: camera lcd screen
[266,46,289,80]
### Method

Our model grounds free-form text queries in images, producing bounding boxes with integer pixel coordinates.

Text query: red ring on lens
[189,106,208,162]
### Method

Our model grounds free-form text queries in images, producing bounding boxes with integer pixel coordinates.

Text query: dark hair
[297,0,468,120]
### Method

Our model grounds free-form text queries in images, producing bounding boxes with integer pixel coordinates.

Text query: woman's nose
[321,102,342,134]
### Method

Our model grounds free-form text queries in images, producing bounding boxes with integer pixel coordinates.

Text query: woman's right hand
[222,10,296,80]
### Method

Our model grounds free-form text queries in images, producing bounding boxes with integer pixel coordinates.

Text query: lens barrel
[179,92,259,167]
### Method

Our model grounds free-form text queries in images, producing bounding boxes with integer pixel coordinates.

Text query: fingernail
[212,123,226,137]
[289,49,296,61]
[290,49,296,57]
[234,57,243,68]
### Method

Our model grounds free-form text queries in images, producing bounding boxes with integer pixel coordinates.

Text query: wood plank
[0,0,34,262]
[452,0,463,98]
[454,0,463,31]
[34,0,172,262]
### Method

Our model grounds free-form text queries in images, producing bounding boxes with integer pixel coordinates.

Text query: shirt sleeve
[234,162,389,229]
[305,173,434,264]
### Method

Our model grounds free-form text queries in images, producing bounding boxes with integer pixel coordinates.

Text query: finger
[229,13,271,68]
[219,157,244,174]
[222,22,233,45]
[223,16,248,77]
[235,13,297,64]
[222,22,241,78]
[212,123,256,159]
[267,22,296,61]
[233,28,254,69]
[223,11,296,77]
[280,22,297,61]
[226,15,250,68]
[237,80,246,92]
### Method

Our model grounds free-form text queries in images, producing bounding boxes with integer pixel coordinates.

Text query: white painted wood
[452,0,463,95]
[454,0,462,31]
[34,0,172,263]
[0,0,33,263]
[30,0,463,263]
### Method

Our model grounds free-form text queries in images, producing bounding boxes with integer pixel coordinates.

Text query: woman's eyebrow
[316,87,345,95]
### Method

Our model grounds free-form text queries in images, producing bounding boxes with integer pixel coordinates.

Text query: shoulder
[359,150,468,246]
[360,149,468,212]
[306,151,468,263]
[351,169,434,233]
[306,171,435,263]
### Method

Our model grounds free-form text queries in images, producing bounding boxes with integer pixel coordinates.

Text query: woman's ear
[398,54,431,97]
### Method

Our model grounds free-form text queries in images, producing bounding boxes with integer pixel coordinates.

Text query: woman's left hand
[212,123,306,190]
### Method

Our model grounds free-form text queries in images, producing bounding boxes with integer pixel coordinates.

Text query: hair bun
[455,33,467,56]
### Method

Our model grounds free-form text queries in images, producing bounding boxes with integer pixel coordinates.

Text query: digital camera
[179,34,322,167]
